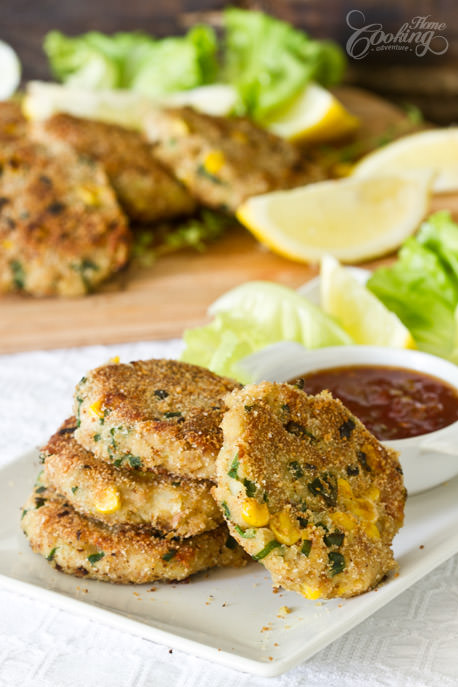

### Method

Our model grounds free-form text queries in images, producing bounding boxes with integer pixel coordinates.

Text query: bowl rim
[244,342,458,447]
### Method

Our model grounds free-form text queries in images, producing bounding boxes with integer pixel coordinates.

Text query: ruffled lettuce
[181,281,352,382]
[416,210,458,283]
[128,26,218,97]
[44,30,125,89]
[44,26,218,96]
[223,8,346,122]
[367,211,458,360]
[44,11,345,117]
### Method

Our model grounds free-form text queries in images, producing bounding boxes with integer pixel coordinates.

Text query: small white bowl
[239,343,458,495]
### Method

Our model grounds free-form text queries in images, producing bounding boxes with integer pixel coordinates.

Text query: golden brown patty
[0,100,27,143]
[0,140,131,297]
[74,358,241,480]
[32,114,196,223]
[21,485,246,584]
[215,383,406,600]
[143,106,323,212]
[41,417,223,537]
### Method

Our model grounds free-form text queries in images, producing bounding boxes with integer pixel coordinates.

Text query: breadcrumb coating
[21,485,247,584]
[144,106,324,212]
[74,359,241,480]
[215,382,406,599]
[32,114,196,223]
[42,417,223,537]
[0,140,130,296]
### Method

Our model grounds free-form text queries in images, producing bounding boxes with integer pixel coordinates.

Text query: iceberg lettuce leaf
[44,31,123,89]
[181,281,352,382]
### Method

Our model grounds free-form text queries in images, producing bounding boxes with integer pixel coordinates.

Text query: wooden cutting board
[1,87,456,354]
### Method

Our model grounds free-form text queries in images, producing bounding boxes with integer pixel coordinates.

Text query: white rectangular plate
[2,449,458,677]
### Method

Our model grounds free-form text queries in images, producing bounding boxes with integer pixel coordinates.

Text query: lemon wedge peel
[320,254,416,349]
[23,81,237,129]
[353,128,458,193]
[237,172,433,264]
[266,82,359,143]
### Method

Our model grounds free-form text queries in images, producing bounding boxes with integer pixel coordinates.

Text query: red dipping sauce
[289,365,458,441]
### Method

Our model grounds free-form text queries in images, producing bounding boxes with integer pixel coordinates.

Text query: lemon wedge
[266,82,359,143]
[237,172,433,264]
[24,81,237,129]
[0,40,21,100]
[353,128,458,192]
[24,81,153,129]
[160,84,238,116]
[320,255,415,348]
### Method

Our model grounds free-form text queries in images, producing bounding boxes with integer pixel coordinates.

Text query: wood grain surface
[0,86,456,354]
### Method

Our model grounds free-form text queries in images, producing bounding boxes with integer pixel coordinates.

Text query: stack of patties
[21,359,247,584]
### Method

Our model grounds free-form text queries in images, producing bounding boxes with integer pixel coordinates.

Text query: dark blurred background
[2,0,457,123]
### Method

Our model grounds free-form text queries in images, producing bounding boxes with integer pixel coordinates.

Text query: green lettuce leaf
[367,211,458,360]
[44,31,123,89]
[110,33,158,87]
[44,26,218,96]
[416,211,458,284]
[222,8,346,122]
[132,210,231,266]
[182,312,265,382]
[188,24,219,84]
[44,13,345,120]
[129,26,218,97]
[181,281,352,382]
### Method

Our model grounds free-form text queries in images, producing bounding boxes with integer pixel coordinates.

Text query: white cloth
[1,340,457,687]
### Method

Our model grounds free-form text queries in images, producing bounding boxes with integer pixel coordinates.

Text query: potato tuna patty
[32,114,196,223]
[21,486,246,584]
[144,106,323,212]
[0,140,130,297]
[215,383,406,599]
[41,418,223,537]
[0,100,27,143]
[74,359,241,480]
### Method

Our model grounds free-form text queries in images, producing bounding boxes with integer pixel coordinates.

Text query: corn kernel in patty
[241,499,269,527]
[301,584,322,600]
[203,150,225,175]
[269,510,302,546]
[94,486,121,514]
[88,399,105,418]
